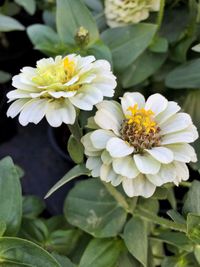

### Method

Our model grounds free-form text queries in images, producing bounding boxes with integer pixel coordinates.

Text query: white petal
[48,91,76,98]
[160,113,192,135]
[7,89,30,100]
[100,164,119,183]
[145,147,174,164]
[90,129,115,149]
[12,75,35,91]
[173,161,189,185]
[46,99,76,127]
[107,137,134,158]
[81,132,102,156]
[166,143,197,163]
[146,164,176,186]
[7,99,29,118]
[92,76,116,97]
[101,150,112,165]
[122,174,156,198]
[134,153,161,174]
[155,101,181,124]
[112,156,139,178]
[86,157,102,177]
[121,92,145,115]
[145,93,168,116]
[161,126,198,145]
[70,86,103,110]
[95,101,124,135]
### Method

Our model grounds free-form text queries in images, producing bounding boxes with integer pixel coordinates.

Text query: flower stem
[180,181,192,188]
[68,118,83,141]
[156,0,165,31]
[102,182,130,213]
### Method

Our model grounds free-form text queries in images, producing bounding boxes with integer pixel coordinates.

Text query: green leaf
[0,70,11,84]
[123,217,148,267]
[56,0,99,45]
[15,0,36,15]
[194,245,200,264]
[117,253,140,267]
[45,164,90,198]
[52,253,75,267]
[0,156,22,236]
[183,180,200,215]
[0,237,61,266]
[101,23,157,72]
[27,24,68,56]
[23,196,45,219]
[67,135,84,164]
[64,179,127,237]
[79,238,122,267]
[187,213,200,244]
[120,50,167,88]
[0,14,24,32]
[86,39,112,63]
[0,221,6,237]
[165,59,200,89]
[149,36,168,53]
[167,210,186,225]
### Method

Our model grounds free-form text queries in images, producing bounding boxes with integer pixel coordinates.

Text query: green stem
[102,182,130,213]
[156,0,165,31]
[135,208,187,233]
[68,118,83,141]
[180,181,192,188]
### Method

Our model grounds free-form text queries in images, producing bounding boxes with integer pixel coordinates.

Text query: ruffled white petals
[121,92,145,115]
[100,164,122,186]
[145,93,168,116]
[173,161,189,185]
[86,157,102,177]
[112,156,139,178]
[46,99,76,127]
[122,174,156,198]
[90,129,115,149]
[7,99,29,118]
[160,113,192,135]
[167,144,197,163]
[7,90,31,100]
[155,101,181,124]
[81,133,101,157]
[146,164,176,186]
[107,137,134,158]
[134,153,160,174]
[95,101,124,135]
[12,75,35,91]
[101,150,112,165]
[145,147,174,164]
[70,86,103,111]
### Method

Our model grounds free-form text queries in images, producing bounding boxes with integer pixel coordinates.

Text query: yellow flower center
[120,104,161,153]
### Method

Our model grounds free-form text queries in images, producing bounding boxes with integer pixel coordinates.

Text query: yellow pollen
[63,57,76,80]
[126,104,156,134]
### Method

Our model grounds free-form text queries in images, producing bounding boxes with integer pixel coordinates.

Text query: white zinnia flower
[105,0,160,28]
[7,54,116,127]
[81,92,198,198]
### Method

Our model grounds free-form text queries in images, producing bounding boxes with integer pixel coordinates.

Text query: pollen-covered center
[32,57,80,91]
[120,104,161,153]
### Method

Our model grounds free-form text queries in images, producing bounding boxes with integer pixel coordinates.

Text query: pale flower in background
[105,0,161,27]
[7,54,116,127]
[82,92,198,198]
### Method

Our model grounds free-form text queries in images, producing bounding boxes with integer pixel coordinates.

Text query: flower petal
[86,157,102,177]
[100,164,122,186]
[81,132,102,156]
[7,99,29,118]
[95,100,124,135]
[122,174,156,198]
[155,101,181,124]
[146,164,176,186]
[107,137,134,158]
[145,147,174,164]
[166,143,197,163]
[173,161,189,185]
[145,93,168,115]
[101,150,112,165]
[112,156,139,178]
[90,129,115,149]
[121,92,145,115]
[134,153,161,174]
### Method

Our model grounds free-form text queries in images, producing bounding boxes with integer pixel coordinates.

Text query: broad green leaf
[161,257,181,267]
[64,179,127,237]
[27,24,68,56]
[117,253,141,267]
[79,238,122,267]
[15,165,24,179]
[83,0,103,12]
[0,70,11,84]
[120,50,166,88]
[23,196,45,219]
[167,210,186,224]
[187,213,200,244]
[68,135,84,164]
[194,245,200,264]
[56,0,99,45]
[0,237,61,267]
[101,23,157,72]
[15,0,36,15]
[0,221,6,237]
[149,36,168,53]
[183,180,200,215]
[45,164,90,198]
[165,59,200,89]
[86,40,112,63]
[123,217,148,267]
[0,14,24,31]
[52,253,75,267]
[0,157,22,236]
